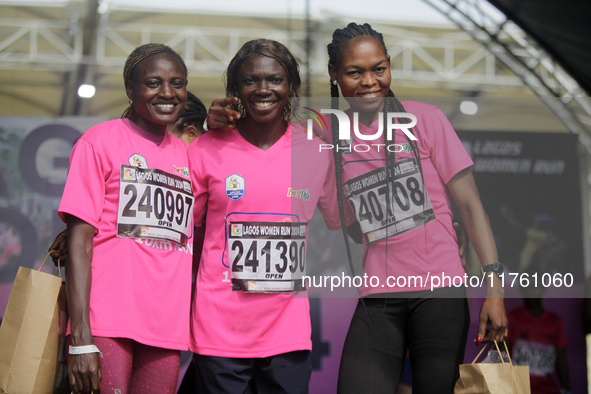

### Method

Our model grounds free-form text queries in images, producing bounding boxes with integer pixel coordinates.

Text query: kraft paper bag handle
[471,342,491,364]
[39,251,62,279]
[493,340,504,363]
[502,341,514,365]
[497,340,528,394]
[500,340,528,394]
[493,340,517,372]
[470,341,526,394]
[471,340,515,370]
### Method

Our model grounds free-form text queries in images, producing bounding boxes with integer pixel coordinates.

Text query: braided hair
[327,23,423,278]
[224,39,301,127]
[122,43,187,119]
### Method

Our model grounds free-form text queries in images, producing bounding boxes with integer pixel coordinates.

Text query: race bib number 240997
[117,165,193,246]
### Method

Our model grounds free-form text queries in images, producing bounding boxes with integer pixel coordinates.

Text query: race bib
[513,339,557,377]
[117,165,193,246]
[228,221,308,293]
[344,158,435,244]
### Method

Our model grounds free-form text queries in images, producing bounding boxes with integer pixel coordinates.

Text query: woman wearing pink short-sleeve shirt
[59,44,192,393]
[188,39,343,393]
[323,23,507,394]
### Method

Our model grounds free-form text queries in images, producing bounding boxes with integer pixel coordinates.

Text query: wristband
[203,118,209,132]
[69,345,103,358]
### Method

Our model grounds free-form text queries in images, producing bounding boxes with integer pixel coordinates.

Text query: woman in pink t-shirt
[323,23,507,393]
[59,44,193,393]
[188,39,342,393]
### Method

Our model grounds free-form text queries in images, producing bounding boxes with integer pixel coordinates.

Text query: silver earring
[128,99,133,105]
[333,80,338,85]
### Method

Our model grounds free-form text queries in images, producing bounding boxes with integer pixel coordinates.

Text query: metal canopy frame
[0,2,537,115]
[0,16,524,87]
[422,0,591,153]
[0,0,590,150]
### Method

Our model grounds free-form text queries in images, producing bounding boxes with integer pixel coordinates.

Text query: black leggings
[337,287,470,394]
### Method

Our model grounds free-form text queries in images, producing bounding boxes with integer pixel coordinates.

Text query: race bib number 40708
[117,165,193,246]
[344,158,435,244]
[228,221,308,293]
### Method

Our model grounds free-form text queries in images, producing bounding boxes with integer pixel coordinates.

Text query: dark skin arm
[453,220,470,272]
[192,225,206,279]
[49,229,68,267]
[190,226,206,302]
[65,215,102,393]
[346,221,363,244]
[556,347,570,391]
[447,167,508,344]
[206,97,240,129]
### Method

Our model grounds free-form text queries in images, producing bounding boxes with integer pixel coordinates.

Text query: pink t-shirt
[59,118,193,350]
[188,124,341,358]
[320,101,473,296]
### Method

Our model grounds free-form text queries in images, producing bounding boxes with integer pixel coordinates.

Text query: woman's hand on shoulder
[207,97,240,130]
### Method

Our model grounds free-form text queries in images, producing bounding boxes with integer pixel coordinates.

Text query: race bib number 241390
[228,221,308,293]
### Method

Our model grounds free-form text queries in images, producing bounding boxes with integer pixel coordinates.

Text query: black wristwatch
[482,262,504,278]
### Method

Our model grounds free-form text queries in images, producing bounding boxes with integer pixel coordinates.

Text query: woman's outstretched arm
[447,167,508,344]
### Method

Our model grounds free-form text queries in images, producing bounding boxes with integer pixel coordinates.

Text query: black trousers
[194,350,311,394]
[337,286,470,394]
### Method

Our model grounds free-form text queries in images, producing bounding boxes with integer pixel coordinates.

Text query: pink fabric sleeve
[58,138,105,228]
[426,109,473,184]
[188,139,208,227]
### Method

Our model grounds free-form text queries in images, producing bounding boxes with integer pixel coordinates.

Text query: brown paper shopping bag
[455,341,531,394]
[52,283,69,394]
[0,254,63,394]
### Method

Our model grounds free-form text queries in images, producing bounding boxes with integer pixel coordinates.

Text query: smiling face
[330,36,391,115]
[126,53,187,135]
[237,55,289,125]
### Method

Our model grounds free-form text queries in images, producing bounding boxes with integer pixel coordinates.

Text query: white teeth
[359,92,379,97]
[156,104,174,108]
[254,102,273,108]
